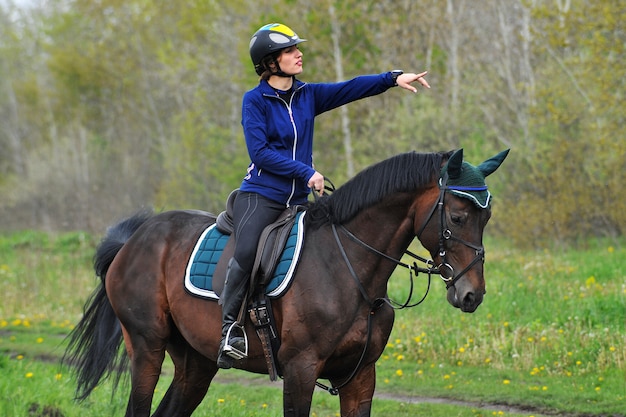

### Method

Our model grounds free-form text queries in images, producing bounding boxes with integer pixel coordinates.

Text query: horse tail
[63,208,154,401]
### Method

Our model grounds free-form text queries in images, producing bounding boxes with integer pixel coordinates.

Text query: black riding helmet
[249,23,306,76]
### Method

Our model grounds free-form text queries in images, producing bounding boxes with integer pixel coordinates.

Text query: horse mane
[306,151,451,229]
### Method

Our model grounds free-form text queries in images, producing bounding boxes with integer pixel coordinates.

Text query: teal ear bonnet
[440,149,510,209]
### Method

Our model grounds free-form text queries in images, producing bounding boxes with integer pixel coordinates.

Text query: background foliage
[1,0,624,247]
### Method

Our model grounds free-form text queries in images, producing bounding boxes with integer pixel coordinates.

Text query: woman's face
[276,45,303,76]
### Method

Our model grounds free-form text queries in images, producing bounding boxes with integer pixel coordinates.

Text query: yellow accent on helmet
[261,23,296,38]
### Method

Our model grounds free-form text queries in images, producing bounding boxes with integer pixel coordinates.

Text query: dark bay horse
[64,148,508,417]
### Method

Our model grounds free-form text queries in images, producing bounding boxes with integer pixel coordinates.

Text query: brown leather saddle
[211,189,305,297]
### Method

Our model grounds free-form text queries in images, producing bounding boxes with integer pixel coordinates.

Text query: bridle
[415,171,487,289]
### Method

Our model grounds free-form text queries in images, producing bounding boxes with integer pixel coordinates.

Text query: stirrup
[223,322,248,360]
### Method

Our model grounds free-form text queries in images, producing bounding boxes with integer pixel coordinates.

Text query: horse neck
[338,193,421,297]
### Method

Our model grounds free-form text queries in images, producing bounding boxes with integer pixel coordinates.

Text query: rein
[315,225,436,395]
[335,224,436,309]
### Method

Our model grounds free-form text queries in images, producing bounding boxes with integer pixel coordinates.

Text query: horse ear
[446,148,464,179]
[478,149,510,177]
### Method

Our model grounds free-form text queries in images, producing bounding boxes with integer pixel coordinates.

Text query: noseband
[415,172,486,288]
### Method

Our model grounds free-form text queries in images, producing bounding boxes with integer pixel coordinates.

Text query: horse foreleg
[151,340,218,417]
[281,357,319,417]
[334,362,376,417]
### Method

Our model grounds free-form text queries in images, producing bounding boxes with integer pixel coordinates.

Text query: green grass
[0,354,540,417]
[1,231,625,416]
[380,237,626,416]
[0,231,98,323]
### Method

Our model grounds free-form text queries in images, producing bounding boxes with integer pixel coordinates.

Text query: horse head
[417,148,509,312]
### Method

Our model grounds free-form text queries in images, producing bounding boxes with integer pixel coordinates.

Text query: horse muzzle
[447,283,484,313]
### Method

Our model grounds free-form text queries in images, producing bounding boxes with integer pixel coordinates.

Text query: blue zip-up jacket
[240,71,397,206]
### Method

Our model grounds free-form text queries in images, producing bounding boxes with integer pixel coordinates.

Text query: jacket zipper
[285,98,297,208]
[267,89,300,208]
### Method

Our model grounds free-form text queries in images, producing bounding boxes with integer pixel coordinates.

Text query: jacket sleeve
[242,92,316,182]
[310,72,395,115]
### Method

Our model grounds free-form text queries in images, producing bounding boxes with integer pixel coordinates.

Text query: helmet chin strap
[266,57,291,78]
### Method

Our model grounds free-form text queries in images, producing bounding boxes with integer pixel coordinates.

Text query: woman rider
[217,23,430,369]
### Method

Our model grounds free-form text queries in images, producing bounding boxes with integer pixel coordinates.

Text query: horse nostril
[464,292,476,307]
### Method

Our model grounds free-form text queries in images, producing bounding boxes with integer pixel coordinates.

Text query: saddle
[215,189,305,289]
[215,189,305,380]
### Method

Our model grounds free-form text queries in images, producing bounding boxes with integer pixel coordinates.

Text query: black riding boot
[217,258,249,369]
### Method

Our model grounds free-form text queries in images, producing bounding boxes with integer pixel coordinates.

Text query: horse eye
[451,215,463,225]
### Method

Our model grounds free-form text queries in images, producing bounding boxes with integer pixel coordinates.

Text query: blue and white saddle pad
[184,211,306,300]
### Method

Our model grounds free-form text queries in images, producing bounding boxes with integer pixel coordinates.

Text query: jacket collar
[259,78,305,96]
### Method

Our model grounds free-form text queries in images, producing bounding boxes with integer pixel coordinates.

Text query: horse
[63,148,508,417]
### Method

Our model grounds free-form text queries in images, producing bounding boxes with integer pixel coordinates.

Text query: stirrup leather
[223,322,248,360]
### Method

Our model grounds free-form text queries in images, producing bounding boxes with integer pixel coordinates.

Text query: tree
[495,0,626,245]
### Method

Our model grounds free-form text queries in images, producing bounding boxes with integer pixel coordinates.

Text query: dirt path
[213,374,575,417]
[374,392,566,416]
